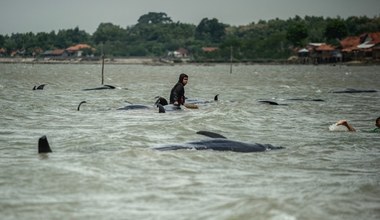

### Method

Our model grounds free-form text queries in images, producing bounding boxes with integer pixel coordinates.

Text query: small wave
[328,123,348,132]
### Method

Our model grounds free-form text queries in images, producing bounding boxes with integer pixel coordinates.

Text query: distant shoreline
[0,57,378,66]
[0,57,159,65]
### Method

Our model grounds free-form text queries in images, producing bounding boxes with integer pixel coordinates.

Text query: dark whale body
[154,131,284,153]
[331,88,377,93]
[117,97,169,112]
[258,100,285,105]
[83,84,116,91]
[186,94,219,104]
[286,98,324,102]
[37,131,283,154]
[155,95,219,113]
[258,98,324,106]
[76,97,167,112]
[117,104,151,110]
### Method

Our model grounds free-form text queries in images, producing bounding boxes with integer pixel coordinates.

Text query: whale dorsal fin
[196,131,227,139]
[214,94,219,101]
[77,101,87,111]
[38,135,52,153]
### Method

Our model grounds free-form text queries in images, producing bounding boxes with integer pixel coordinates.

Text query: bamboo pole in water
[230,46,233,74]
[101,54,105,85]
[101,42,105,85]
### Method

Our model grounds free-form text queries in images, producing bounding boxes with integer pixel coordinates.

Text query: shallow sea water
[0,63,379,220]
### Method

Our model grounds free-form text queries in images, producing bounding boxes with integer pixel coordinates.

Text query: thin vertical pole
[101,43,104,85]
[229,46,233,74]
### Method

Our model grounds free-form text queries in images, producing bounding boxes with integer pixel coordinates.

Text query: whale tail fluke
[196,131,227,139]
[38,135,52,153]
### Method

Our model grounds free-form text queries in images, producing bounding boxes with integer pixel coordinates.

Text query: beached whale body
[186,94,219,104]
[331,88,377,93]
[37,131,283,154]
[258,98,324,105]
[117,104,151,110]
[83,84,115,91]
[117,97,169,112]
[155,95,219,113]
[154,131,284,153]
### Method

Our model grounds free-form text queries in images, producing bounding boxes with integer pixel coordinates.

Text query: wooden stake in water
[101,53,105,85]
[230,46,233,74]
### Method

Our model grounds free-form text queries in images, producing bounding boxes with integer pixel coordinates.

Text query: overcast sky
[0,0,379,35]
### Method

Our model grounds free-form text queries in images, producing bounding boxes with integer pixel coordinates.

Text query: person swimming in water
[169,73,188,106]
[334,117,380,132]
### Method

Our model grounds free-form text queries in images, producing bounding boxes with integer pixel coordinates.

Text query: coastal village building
[296,32,380,64]
[66,44,95,57]
[0,48,6,56]
[167,48,189,58]
[340,32,380,61]
[42,44,94,59]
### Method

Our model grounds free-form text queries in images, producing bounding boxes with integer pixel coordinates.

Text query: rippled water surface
[1,63,379,220]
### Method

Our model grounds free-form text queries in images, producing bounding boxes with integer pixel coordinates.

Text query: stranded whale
[83,84,116,91]
[155,95,219,113]
[258,98,324,105]
[330,88,377,93]
[76,97,167,112]
[117,97,169,112]
[154,131,284,153]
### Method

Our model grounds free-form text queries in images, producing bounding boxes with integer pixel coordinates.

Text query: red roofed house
[43,49,68,58]
[307,43,338,64]
[340,32,380,61]
[66,44,95,57]
[168,48,189,58]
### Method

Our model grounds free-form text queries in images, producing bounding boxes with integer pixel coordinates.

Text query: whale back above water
[331,88,378,93]
[154,131,284,153]
[83,84,116,91]
[33,84,46,90]
[37,130,283,154]
[154,139,282,152]
[117,104,151,111]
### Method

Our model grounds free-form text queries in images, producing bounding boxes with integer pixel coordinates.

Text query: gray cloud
[0,0,379,35]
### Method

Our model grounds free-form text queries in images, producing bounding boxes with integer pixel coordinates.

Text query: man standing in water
[170,73,188,106]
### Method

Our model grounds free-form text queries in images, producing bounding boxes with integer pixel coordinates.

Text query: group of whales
[78,95,219,113]
[33,83,378,94]
[33,83,377,154]
[33,83,377,108]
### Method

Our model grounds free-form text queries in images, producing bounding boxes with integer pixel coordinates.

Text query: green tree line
[1,12,379,61]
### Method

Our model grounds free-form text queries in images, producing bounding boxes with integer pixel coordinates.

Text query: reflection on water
[0,63,379,220]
